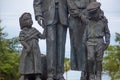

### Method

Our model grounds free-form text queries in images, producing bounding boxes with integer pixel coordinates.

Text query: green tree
[0,21,20,80]
[7,37,20,53]
[103,33,120,80]
[64,58,70,80]
[64,58,70,72]
[115,33,120,44]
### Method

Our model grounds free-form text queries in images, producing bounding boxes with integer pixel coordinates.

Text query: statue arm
[102,19,110,51]
[33,0,43,20]
[67,0,78,10]
[104,21,110,47]
[24,28,45,40]
[20,41,31,53]
[19,32,31,53]
[33,0,45,28]
[83,24,88,45]
[37,30,46,39]
[67,0,80,17]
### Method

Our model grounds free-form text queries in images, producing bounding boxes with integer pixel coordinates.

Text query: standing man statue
[83,2,110,80]
[67,0,96,80]
[33,0,68,80]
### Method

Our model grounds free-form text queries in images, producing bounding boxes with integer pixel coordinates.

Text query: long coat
[33,0,68,26]
[69,16,86,71]
[68,0,96,71]
[19,27,42,74]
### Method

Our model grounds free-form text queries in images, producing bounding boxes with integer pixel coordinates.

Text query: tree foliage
[103,33,120,80]
[115,33,120,44]
[64,58,70,72]
[0,21,20,80]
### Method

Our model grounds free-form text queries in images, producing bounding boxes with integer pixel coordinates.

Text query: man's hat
[87,2,101,12]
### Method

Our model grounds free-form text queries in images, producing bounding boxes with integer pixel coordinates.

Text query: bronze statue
[32,0,110,80]
[83,2,110,80]
[33,0,68,80]
[67,0,96,80]
[19,12,45,80]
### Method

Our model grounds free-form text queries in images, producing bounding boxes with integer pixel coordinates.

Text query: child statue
[19,12,45,80]
[83,2,110,80]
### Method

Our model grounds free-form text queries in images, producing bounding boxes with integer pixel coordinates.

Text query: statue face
[89,9,99,20]
[23,14,33,27]
[20,13,33,29]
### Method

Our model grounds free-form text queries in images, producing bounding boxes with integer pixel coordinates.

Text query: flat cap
[87,2,101,12]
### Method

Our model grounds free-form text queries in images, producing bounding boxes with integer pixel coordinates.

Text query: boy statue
[83,2,110,80]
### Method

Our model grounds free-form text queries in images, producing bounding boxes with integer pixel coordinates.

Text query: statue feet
[36,77,41,80]
[19,76,29,80]
[89,73,95,80]
[56,73,65,80]
[47,77,54,80]
[35,75,42,80]
[80,71,88,80]
[19,76,24,80]
[96,72,101,80]
[58,77,65,80]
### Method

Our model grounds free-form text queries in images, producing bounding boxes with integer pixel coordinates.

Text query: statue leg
[96,61,102,80]
[46,25,57,80]
[86,45,95,80]
[56,24,67,80]
[96,43,104,80]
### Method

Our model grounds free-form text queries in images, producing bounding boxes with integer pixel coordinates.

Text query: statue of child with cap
[83,2,110,80]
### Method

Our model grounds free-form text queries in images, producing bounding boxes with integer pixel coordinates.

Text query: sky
[0,0,120,58]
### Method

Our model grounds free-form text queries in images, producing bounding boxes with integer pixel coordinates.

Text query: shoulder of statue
[32,27,39,32]
[19,30,26,38]
[101,16,108,25]
[20,29,26,34]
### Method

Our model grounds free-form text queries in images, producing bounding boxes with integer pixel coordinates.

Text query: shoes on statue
[47,77,54,80]
[56,73,65,80]
[89,73,95,80]
[19,76,29,80]
[80,77,87,80]
[19,76,24,80]
[96,76,101,80]
[36,76,42,80]
[80,71,88,80]
[58,77,65,80]
[96,72,101,80]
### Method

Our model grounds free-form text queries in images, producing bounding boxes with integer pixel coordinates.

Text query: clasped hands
[70,9,87,22]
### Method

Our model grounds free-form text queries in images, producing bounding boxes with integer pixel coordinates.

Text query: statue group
[19,0,110,80]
